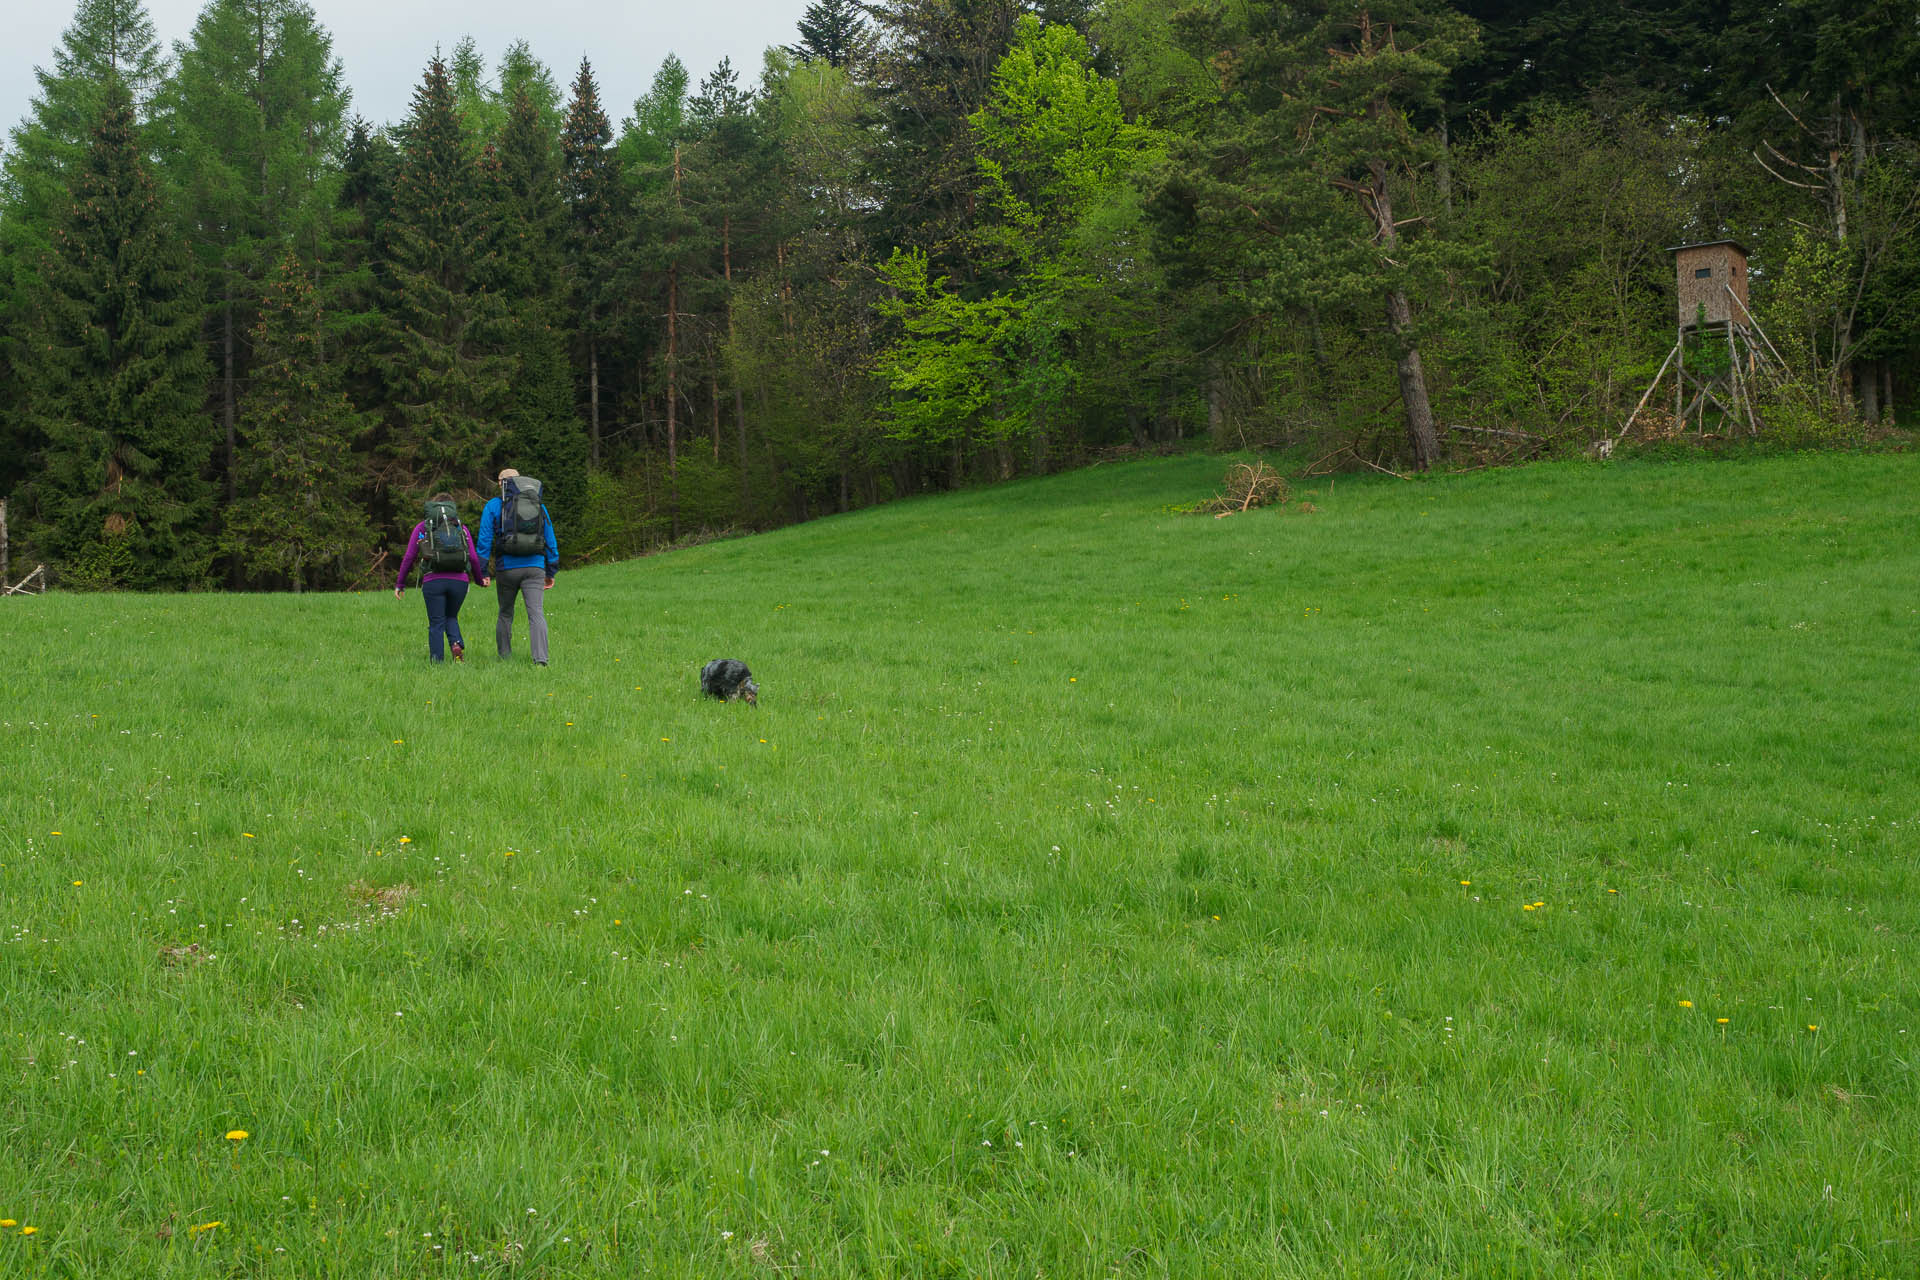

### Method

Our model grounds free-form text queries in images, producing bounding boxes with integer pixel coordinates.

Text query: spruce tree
[223,251,374,590]
[18,80,214,588]
[1,0,169,298]
[790,0,871,68]
[560,57,620,466]
[380,56,511,494]
[321,118,397,436]
[494,83,587,526]
[2,0,169,498]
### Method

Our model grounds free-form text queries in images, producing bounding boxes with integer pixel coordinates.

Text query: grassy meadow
[2,451,1917,1277]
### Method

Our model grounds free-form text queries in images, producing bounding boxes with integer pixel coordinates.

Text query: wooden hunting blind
[1673,240,1750,328]
[1613,238,1784,446]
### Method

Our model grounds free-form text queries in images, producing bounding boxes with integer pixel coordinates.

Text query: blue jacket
[476,493,559,576]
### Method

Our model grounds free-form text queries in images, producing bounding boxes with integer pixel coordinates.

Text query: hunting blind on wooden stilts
[1614,240,1789,448]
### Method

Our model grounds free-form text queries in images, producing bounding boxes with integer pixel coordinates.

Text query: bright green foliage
[379,56,511,495]
[222,251,375,590]
[619,53,690,176]
[875,18,1160,464]
[872,247,1015,448]
[15,80,214,588]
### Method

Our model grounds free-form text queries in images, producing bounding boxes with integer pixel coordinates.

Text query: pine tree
[790,0,871,68]
[380,56,511,494]
[494,83,587,527]
[320,118,397,437]
[560,57,620,466]
[223,251,374,590]
[17,79,214,588]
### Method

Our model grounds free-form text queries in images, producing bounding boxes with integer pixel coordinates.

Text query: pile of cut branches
[1195,461,1289,516]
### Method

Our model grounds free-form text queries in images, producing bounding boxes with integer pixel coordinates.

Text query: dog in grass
[700,659,758,705]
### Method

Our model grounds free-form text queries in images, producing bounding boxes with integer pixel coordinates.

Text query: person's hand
[545,577,555,590]
[480,576,491,588]
[393,587,403,599]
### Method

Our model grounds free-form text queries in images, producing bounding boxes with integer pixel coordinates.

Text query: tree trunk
[223,290,236,503]
[1860,360,1880,425]
[1368,157,1440,470]
[710,374,721,462]
[724,215,749,509]
[666,146,681,538]
[1386,289,1440,468]
[588,337,600,467]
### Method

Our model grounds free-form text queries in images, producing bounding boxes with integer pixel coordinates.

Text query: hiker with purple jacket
[393,492,489,662]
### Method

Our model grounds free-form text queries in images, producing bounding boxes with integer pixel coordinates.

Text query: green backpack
[497,477,546,557]
[421,500,468,574]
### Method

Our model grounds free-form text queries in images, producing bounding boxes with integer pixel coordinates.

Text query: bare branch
[1754,149,1823,191]
[1766,84,1819,140]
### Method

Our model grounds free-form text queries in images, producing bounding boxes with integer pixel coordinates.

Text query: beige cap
[497,468,519,481]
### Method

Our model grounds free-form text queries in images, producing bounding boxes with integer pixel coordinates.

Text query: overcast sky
[5,0,815,140]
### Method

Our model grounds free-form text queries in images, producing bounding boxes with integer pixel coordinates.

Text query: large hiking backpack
[497,477,546,557]
[422,500,468,574]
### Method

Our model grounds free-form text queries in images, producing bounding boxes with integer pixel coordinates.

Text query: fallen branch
[345,550,390,593]
[3,564,46,596]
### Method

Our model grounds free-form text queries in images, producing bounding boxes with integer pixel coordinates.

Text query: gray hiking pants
[495,567,549,664]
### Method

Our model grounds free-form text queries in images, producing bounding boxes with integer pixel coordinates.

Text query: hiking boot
[451,642,464,662]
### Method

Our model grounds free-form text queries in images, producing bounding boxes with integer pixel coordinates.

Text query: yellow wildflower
[0,1219,15,1227]
[19,1227,35,1236]
[1678,1001,1692,1008]
[225,1130,249,1142]
[188,1221,222,1234]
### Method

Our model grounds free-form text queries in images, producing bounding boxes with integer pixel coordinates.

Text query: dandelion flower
[188,1221,222,1234]
[242,833,254,838]
[1808,1024,1819,1032]
[71,881,83,886]
[1716,1018,1729,1025]
[398,836,411,844]
[1678,1001,1692,1008]
[19,1227,35,1236]
[225,1130,249,1142]
[1460,880,1470,886]
[0,1219,15,1227]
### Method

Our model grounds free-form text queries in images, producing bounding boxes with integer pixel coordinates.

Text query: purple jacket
[396,521,486,588]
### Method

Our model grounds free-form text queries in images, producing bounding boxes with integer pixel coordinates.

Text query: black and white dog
[700,659,759,705]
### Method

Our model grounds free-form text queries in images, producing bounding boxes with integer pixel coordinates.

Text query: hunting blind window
[1695,268,1712,278]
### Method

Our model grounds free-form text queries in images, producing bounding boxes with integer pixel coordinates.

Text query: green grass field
[3,452,1917,1277]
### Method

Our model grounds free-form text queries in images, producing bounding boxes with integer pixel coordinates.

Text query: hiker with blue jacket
[476,468,559,666]
[394,492,488,662]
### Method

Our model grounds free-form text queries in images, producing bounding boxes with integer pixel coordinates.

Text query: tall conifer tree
[18,80,213,587]
[495,83,587,524]
[156,0,349,512]
[560,57,619,466]
[223,251,374,589]
[381,56,510,494]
